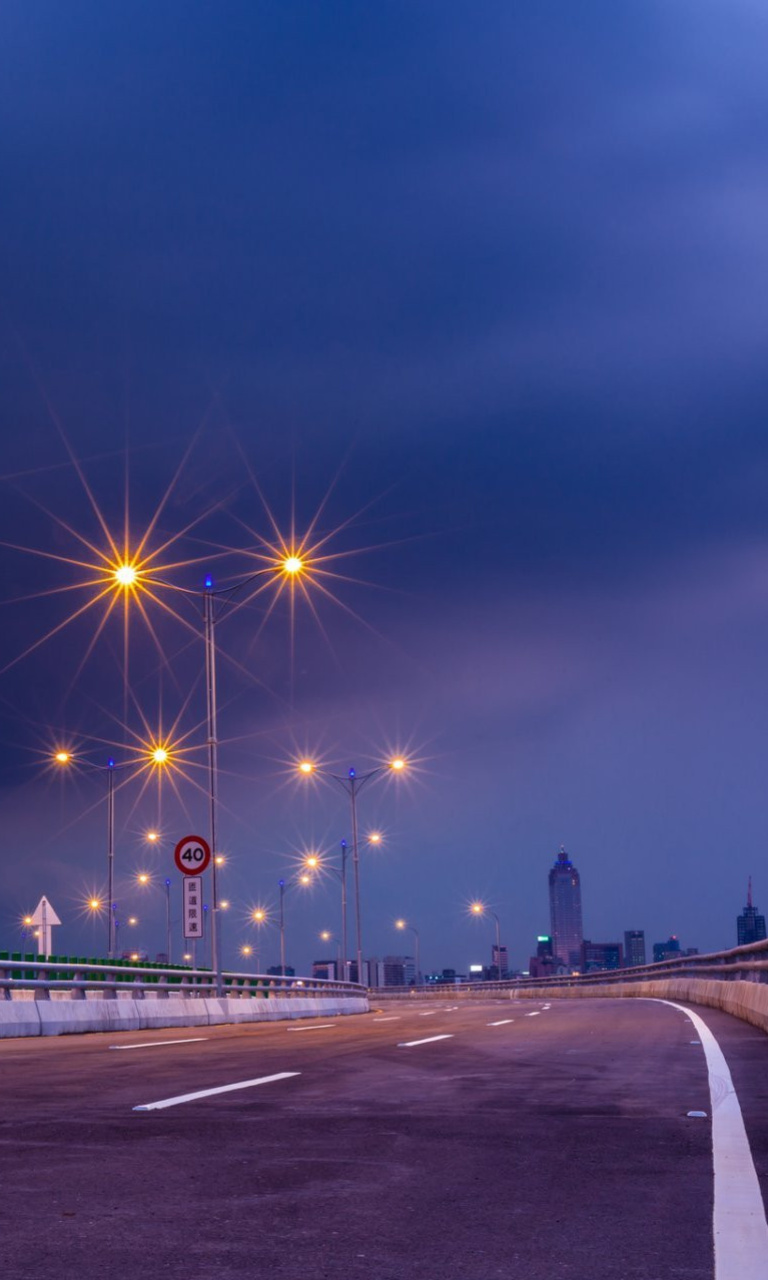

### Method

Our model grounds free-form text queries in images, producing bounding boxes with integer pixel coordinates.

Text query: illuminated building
[737,879,766,946]
[548,846,583,968]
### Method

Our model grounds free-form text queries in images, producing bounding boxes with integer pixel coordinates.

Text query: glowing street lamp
[470,902,505,983]
[320,929,343,975]
[297,757,405,985]
[114,563,138,589]
[55,744,173,958]
[395,918,421,987]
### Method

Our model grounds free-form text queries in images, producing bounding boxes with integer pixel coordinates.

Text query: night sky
[1,1,768,975]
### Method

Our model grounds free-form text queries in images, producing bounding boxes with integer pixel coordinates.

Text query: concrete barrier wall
[0,994,369,1039]
[511,978,768,1035]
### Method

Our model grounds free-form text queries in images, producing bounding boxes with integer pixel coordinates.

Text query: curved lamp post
[395,918,421,987]
[470,902,505,981]
[297,757,406,984]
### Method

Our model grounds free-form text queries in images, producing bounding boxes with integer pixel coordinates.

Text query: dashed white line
[655,999,768,1280]
[285,1024,336,1032]
[525,1011,541,1017]
[487,1019,515,1027]
[372,1016,401,1022]
[133,1072,300,1111]
[419,1011,438,1017]
[110,1037,208,1050]
[398,1034,454,1048]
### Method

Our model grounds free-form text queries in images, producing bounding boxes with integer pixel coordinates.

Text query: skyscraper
[548,846,583,969]
[737,879,767,946]
[624,930,646,967]
[491,943,509,978]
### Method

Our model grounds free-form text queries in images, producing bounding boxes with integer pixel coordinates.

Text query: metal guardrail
[0,955,365,1000]
[369,937,768,997]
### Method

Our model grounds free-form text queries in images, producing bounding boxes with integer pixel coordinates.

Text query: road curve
[1,997,767,1280]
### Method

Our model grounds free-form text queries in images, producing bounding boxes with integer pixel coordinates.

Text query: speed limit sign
[174,835,211,876]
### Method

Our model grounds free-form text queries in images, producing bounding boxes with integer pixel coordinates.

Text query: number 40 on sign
[174,835,211,876]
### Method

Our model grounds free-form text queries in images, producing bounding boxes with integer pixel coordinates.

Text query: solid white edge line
[488,1019,514,1026]
[653,999,768,1279]
[110,1038,208,1050]
[285,1024,336,1032]
[133,1071,300,1111]
[398,1034,454,1048]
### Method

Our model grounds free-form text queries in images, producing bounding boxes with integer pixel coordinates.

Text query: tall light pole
[470,902,504,982]
[320,930,343,977]
[55,746,173,959]
[278,873,311,976]
[164,877,172,962]
[107,759,115,956]
[203,580,224,997]
[298,757,406,985]
[251,908,267,973]
[395,918,421,986]
[301,847,349,979]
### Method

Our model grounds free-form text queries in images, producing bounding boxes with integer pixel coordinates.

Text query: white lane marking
[419,1011,438,1016]
[133,1072,300,1111]
[398,1034,454,1048]
[110,1038,208,1050]
[285,1023,336,1032]
[655,1000,768,1279]
[488,1019,515,1027]
[372,1016,401,1022]
[525,1011,541,1017]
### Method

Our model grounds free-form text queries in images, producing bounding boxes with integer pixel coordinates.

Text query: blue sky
[1,2,768,972]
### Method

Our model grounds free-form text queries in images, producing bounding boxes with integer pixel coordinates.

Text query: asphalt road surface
[2,997,767,1280]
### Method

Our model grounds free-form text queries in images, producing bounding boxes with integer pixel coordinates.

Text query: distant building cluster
[310,853,765,987]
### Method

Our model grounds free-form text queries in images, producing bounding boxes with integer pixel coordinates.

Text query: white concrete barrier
[0,993,369,1038]
[0,1002,42,1037]
[36,999,143,1036]
[511,977,768,1035]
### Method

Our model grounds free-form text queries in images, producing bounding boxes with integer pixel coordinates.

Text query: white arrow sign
[29,896,61,956]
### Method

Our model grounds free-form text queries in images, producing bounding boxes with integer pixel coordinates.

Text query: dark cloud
[1,2,768,972]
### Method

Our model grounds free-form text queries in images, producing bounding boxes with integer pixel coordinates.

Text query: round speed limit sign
[174,834,211,876]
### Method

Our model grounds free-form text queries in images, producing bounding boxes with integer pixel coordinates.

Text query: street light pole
[279,879,286,976]
[339,839,348,981]
[297,756,406,988]
[164,877,172,963]
[347,772,364,985]
[470,902,505,983]
[107,760,115,958]
[204,584,223,997]
[395,920,421,986]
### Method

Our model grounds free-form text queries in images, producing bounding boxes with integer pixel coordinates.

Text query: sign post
[174,836,211,974]
[29,896,61,957]
[182,877,204,942]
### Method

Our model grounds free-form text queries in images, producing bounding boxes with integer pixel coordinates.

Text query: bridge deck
[2,997,766,1279]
